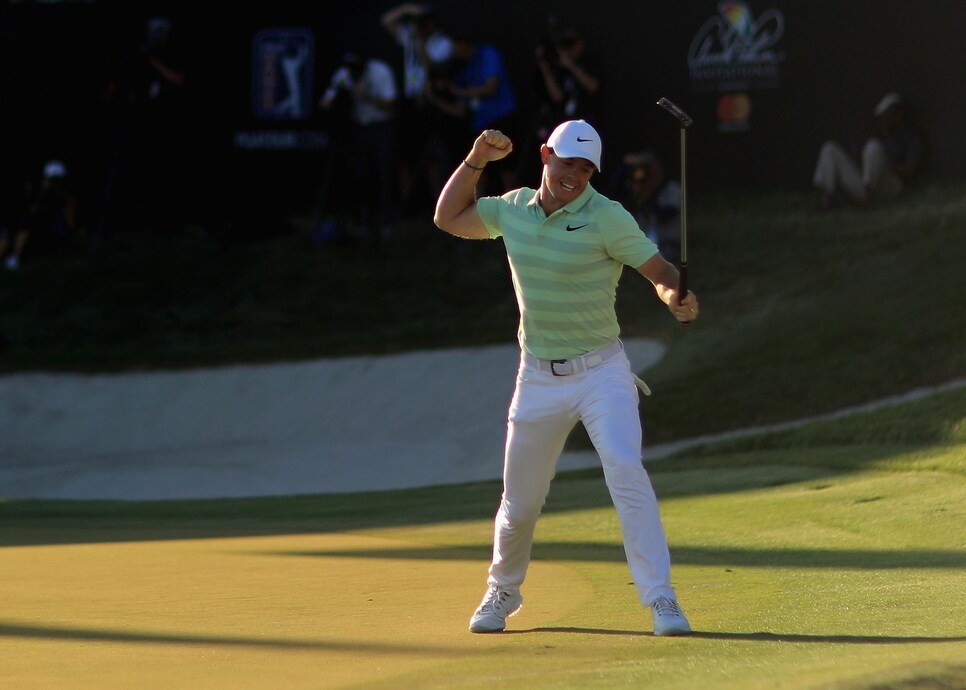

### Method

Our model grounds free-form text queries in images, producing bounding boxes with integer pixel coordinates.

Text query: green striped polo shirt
[477,183,659,360]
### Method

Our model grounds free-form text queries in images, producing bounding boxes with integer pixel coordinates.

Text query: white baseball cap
[547,119,602,171]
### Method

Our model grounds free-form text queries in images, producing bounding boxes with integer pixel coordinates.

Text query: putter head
[656,98,694,128]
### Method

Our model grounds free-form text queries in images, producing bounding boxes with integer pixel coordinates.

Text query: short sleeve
[599,202,659,267]
[475,196,506,239]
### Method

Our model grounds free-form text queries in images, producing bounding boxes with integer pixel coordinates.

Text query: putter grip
[678,263,690,327]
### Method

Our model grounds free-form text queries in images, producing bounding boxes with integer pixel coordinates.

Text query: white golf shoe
[469,586,523,633]
[650,596,692,636]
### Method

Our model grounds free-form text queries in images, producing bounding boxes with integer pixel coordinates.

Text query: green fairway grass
[2,387,963,689]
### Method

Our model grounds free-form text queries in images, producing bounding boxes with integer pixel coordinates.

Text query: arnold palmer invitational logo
[688,1,785,92]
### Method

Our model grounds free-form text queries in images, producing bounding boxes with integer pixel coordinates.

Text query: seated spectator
[813,92,923,209]
[1,161,77,271]
[609,151,682,264]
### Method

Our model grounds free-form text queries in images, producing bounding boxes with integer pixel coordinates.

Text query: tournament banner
[687,2,786,132]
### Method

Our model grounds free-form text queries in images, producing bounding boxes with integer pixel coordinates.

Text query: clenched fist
[466,129,514,168]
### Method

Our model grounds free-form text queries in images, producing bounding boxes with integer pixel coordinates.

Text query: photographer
[320,53,397,118]
[97,16,189,237]
[139,17,186,102]
[1,161,78,271]
[609,151,682,264]
[517,22,603,183]
[535,25,602,138]
[319,53,399,247]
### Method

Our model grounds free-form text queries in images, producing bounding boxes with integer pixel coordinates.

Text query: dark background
[1,0,963,226]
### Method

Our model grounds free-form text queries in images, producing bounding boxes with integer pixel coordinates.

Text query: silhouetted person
[1,161,77,270]
[813,92,923,209]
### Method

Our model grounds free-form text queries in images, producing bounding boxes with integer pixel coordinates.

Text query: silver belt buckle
[550,359,573,376]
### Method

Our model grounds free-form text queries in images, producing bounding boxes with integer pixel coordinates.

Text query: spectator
[420,59,468,196]
[432,35,517,195]
[1,161,77,271]
[310,53,358,246]
[518,22,602,184]
[609,151,681,264]
[96,15,189,242]
[320,52,399,247]
[813,92,923,209]
[534,24,602,137]
[381,3,453,214]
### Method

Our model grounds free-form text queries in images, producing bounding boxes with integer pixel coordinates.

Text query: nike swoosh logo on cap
[566,224,589,232]
[576,137,593,142]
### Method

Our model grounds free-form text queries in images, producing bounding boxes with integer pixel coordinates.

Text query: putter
[656,97,693,327]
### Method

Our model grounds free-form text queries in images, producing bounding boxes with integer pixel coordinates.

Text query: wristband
[463,159,485,171]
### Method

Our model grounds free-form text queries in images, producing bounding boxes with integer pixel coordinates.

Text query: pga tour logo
[252,28,314,119]
[688,1,785,91]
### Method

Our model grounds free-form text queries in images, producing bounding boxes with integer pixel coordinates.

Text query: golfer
[434,120,699,636]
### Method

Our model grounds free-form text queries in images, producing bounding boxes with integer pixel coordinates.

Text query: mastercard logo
[717,93,752,124]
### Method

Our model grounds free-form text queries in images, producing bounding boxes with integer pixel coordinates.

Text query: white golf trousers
[813,139,903,201]
[486,344,677,607]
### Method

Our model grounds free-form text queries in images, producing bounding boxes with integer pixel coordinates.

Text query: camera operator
[534,25,602,137]
[609,151,682,264]
[319,52,399,247]
[515,21,603,183]
[97,15,189,237]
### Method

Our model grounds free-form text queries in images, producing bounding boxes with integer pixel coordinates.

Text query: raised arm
[535,46,564,104]
[433,129,513,239]
[381,3,425,38]
[558,50,599,95]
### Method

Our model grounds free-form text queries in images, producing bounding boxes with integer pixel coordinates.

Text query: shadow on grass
[690,631,966,644]
[0,621,462,654]
[272,543,966,570]
[505,627,966,644]
[8,620,959,650]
